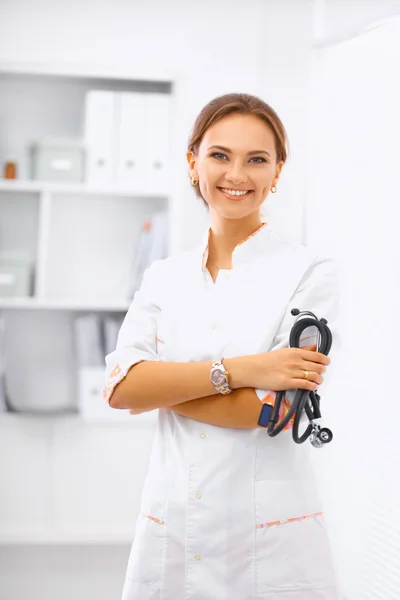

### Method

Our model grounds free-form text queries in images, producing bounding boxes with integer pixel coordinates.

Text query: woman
[104,93,342,600]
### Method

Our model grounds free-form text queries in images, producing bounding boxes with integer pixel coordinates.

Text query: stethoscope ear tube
[258,309,334,447]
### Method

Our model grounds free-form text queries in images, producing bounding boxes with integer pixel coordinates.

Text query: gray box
[0,259,32,297]
[31,137,86,182]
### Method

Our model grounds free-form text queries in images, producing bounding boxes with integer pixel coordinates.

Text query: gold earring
[271,185,277,194]
[191,175,199,186]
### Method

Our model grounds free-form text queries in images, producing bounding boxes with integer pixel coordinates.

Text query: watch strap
[211,359,232,395]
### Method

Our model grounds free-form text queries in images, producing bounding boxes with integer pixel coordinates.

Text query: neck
[207,212,264,266]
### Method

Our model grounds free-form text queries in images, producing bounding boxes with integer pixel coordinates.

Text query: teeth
[220,188,249,196]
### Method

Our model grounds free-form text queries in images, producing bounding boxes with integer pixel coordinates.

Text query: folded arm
[109,254,340,430]
[166,388,267,428]
[130,387,276,429]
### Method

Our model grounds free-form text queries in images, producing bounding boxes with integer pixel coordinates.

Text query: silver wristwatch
[210,359,232,395]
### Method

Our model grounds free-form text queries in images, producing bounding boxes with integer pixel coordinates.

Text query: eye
[249,157,267,163]
[211,152,228,160]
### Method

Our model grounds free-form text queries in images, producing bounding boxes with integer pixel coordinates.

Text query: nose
[225,160,248,185]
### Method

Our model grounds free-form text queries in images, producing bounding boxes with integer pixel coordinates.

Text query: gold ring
[303,370,309,380]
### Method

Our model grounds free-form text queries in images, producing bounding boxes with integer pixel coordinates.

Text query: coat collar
[198,219,273,271]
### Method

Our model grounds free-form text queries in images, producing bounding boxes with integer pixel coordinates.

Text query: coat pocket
[123,512,166,590]
[254,479,337,595]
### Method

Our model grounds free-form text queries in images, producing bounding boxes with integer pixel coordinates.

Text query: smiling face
[187,113,283,221]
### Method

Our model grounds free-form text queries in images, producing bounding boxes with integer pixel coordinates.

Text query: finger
[298,367,324,384]
[297,365,324,384]
[302,359,326,374]
[293,378,319,391]
[302,349,330,365]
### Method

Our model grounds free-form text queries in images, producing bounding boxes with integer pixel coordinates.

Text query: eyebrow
[207,144,271,157]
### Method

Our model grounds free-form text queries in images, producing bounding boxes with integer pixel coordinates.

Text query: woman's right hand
[248,344,330,392]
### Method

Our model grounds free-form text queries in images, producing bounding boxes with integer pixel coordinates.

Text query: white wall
[309,13,400,600]
[0,2,317,600]
[323,0,400,38]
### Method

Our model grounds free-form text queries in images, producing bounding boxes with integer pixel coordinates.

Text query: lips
[217,187,254,200]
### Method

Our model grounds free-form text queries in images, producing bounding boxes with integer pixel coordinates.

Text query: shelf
[0,530,133,545]
[0,412,156,427]
[0,297,130,311]
[0,59,174,85]
[0,179,169,199]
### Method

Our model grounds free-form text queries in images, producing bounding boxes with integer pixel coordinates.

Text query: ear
[186,150,197,178]
[274,161,284,185]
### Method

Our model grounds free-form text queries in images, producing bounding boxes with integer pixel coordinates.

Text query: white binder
[73,314,104,368]
[146,211,169,266]
[116,92,147,191]
[126,220,154,300]
[74,315,125,421]
[103,316,124,357]
[83,90,117,185]
[145,93,170,194]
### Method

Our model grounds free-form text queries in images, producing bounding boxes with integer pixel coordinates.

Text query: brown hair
[187,92,289,207]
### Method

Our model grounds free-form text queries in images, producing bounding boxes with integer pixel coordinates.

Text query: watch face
[212,369,225,385]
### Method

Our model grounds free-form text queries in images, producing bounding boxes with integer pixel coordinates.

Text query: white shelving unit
[0,179,169,306]
[0,179,171,196]
[0,298,130,311]
[0,531,133,545]
[0,412,157,546]
[0,65,175,545]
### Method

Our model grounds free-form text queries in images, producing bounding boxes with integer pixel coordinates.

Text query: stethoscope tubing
[258,309,333,446]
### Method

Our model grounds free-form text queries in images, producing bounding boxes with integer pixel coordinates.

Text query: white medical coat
[104,221,342,600]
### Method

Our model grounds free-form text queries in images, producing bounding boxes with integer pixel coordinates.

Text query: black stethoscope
[258,308,334,448]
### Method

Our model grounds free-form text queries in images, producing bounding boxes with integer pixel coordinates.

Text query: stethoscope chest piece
[309,424,333,448]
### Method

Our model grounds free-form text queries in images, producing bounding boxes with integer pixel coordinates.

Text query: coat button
[200,433,206,439]
[194,554,201,561]
[195,492,202,499]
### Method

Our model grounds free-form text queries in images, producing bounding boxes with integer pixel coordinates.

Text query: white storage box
[0,258,32,297]
[31,136,85,182]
